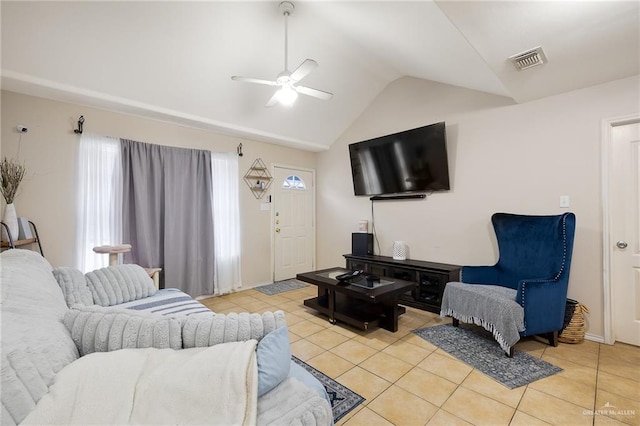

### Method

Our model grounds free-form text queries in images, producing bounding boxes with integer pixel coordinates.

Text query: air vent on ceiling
[509,46,547,71]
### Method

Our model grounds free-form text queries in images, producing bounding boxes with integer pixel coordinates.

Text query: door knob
[275,228,281,233]
[616,240,628,249]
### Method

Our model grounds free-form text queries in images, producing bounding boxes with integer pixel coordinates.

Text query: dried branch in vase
[0,157,26,204]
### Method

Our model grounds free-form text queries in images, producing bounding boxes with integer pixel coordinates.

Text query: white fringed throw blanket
[22,341,258,425]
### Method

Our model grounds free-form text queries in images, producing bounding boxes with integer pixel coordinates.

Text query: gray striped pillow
[63,304,182,356]
[52,267,94,307]
[85,264,157,307]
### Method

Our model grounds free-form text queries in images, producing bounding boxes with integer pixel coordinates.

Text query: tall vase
[2,203,19,242]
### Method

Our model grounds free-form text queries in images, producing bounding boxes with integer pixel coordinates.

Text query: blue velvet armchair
[442,212,576,355]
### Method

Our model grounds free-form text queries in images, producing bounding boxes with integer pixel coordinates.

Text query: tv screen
[348,122,450,196]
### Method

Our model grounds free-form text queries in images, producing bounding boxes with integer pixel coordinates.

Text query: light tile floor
[201,285,639,426]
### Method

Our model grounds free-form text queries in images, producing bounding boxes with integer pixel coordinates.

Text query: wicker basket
[559,299,589,344]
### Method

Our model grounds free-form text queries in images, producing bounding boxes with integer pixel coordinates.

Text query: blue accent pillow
[257,325,291,397]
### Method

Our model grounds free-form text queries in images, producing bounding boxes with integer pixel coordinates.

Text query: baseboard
[584,332,606,344]
[197,284,261,299]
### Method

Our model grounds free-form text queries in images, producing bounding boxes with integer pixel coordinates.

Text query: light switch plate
[260,203,270,211]
[559,195,570,208]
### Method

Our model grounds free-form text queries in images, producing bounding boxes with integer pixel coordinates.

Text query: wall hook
[237,143,243,157]
[74,116,85,134]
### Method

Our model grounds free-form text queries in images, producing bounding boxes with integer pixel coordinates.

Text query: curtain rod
[75,119,243,159]
[74,116,85,134]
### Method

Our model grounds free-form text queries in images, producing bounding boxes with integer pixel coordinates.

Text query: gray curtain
[121,139,215,297]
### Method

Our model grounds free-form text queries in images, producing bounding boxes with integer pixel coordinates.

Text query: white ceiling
[2,1,638,151]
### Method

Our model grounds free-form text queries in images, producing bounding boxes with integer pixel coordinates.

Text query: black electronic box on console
[352,233,373,256]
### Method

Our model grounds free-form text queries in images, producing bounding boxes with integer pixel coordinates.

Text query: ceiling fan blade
[296,85,333,100]
[265,91,280,107]
[289,59,318,82]
[231,76,278,86]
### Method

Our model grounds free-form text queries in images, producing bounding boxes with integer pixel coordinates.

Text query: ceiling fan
[231,1,333,107]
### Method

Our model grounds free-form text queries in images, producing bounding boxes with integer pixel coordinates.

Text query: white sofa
[1,249,332,425]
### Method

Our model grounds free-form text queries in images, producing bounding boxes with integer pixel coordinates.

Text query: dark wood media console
[344,254,461,314]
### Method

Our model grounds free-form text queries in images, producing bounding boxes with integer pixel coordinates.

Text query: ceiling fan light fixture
[230,1,333,107]
[277,86,298,106]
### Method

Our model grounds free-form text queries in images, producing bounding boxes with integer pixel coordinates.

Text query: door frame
[270,164,316,282]
[601,113,640,345]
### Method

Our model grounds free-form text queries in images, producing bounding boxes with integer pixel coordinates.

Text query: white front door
[610,120,640,346]
[273,166,315,281]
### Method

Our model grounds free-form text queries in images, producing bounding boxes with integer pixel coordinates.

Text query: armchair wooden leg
[452,318,459,327]
[546,331,559,347]
[507,347,514,358]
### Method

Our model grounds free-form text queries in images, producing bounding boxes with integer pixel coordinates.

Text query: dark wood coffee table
[296,267,417,332]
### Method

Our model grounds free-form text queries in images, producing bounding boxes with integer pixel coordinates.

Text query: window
[76,136,241,296]
[76,134,122,272]
[211,152,241,294]
[282,174,306,189]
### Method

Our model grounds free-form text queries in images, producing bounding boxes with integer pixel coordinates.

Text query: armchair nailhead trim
[553,215,569,281]
[519,214,570,333]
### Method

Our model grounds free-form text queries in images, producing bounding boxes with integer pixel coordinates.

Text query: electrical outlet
[559,195,570,208]
[260,203,270,211]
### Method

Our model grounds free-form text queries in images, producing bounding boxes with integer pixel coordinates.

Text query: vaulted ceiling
[2,1,638,151]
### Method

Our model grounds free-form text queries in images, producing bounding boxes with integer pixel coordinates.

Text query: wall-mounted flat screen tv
[348,121,450,196]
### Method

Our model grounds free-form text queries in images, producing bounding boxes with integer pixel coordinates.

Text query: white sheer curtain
[75,133,122,272]
[211,152,241,294]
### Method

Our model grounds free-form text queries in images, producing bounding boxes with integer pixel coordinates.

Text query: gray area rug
[255,279,308,296]
[413,324,562,389]
[292,356,364,422]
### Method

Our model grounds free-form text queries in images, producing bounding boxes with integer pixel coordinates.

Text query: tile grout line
[591,343,600,426]
[212,291,638,426]
[509,345,537,425]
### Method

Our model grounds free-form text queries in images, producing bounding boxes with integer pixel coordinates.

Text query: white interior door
[273,167,315,281]
[610,121,640,346]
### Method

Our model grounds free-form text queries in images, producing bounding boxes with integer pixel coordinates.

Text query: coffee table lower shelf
[304,294,406,331]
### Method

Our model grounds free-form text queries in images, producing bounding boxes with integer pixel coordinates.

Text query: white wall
[316,75,640,340]
[4,73,639,338]
[0,90,316,289]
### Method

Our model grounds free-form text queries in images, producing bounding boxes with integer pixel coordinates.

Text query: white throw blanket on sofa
[22,341,258,425]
